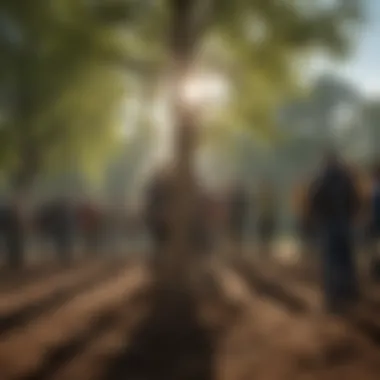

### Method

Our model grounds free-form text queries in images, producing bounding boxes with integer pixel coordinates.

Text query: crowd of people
[0,198,136,267]
[2,149,380,314]
[143,168,277,258]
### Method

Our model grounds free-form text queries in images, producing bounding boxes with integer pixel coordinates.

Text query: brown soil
[0,257,379,380]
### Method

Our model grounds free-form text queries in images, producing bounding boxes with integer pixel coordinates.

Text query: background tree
[0,0,161,266]
[0,0,163,192]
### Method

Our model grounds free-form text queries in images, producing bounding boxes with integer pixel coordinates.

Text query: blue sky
[316,0,380,96]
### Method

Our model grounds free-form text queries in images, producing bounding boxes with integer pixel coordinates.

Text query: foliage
[0,0,363,189]
[210,0,362,136]
[0,0,164,188]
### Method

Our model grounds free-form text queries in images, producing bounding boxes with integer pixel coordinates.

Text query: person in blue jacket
[368,165,380,280]
[309,151,360,313]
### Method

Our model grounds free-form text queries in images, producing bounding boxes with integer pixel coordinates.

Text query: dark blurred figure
[78,201,103,256]
[309,151,360,313]
[228,183,248,254]
[104,290,214,380]
[257,181,276,258]
[208,192,227,252]
[368,164,380,281]
[38,197,75,266]
[0,199,25,269]
[293,178,315,261]
[145,168,173,267]
[191,190,215,255]
[347,165,369,251]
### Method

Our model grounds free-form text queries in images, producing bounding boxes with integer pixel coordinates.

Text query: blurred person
[208,192,227,253]
[292,177,315,263]
[228,182,248,255]
[38,197,75,266]
[128,208,146,244]
[36,200,51,249]
[191,189,215,255]
[347,164,370,250]
[144,167,174,268]
[0,198,24,269]
[257,180,276,259]
[309,151,360,314]
[55,197,76,265]
[79,200,103,257]
[367,164,380,281]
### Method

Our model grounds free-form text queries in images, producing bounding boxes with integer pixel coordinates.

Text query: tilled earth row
[0,255,380,379]
[231,255,380,379]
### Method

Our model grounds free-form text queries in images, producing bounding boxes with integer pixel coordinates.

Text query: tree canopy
[0,0,363,191]
[0,0,161,189]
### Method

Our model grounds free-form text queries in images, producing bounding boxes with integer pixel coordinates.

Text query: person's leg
[342,228,359,303]
[370,229,380,281]
[324,223,358,313]
[321,252,332,312]
[321,226,341,313]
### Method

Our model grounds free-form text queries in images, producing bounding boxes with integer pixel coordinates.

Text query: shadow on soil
[104,285,216,380]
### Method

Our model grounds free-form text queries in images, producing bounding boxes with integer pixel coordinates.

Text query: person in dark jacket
[368,165,380,280]
[309,151,360,313]
[0,200,24,269]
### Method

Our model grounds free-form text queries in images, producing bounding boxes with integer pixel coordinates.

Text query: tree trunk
[161,0,200,286]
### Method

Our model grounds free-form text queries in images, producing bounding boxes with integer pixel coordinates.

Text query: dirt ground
[0,255,379,380]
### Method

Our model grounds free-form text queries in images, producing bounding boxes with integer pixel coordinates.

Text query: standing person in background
[228,182,249,255]
[79,201,103,257]
[367,164,380,281]
[257,180,276,259]
[1,197,25,269]
[38,196,75,266]
[292,177,315,264]
[210,191,228,254]
[144,167,174,270]
[309,151,360,314]
[53,196,75,266]
[347,164,370,253]
[191,189,214,256]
